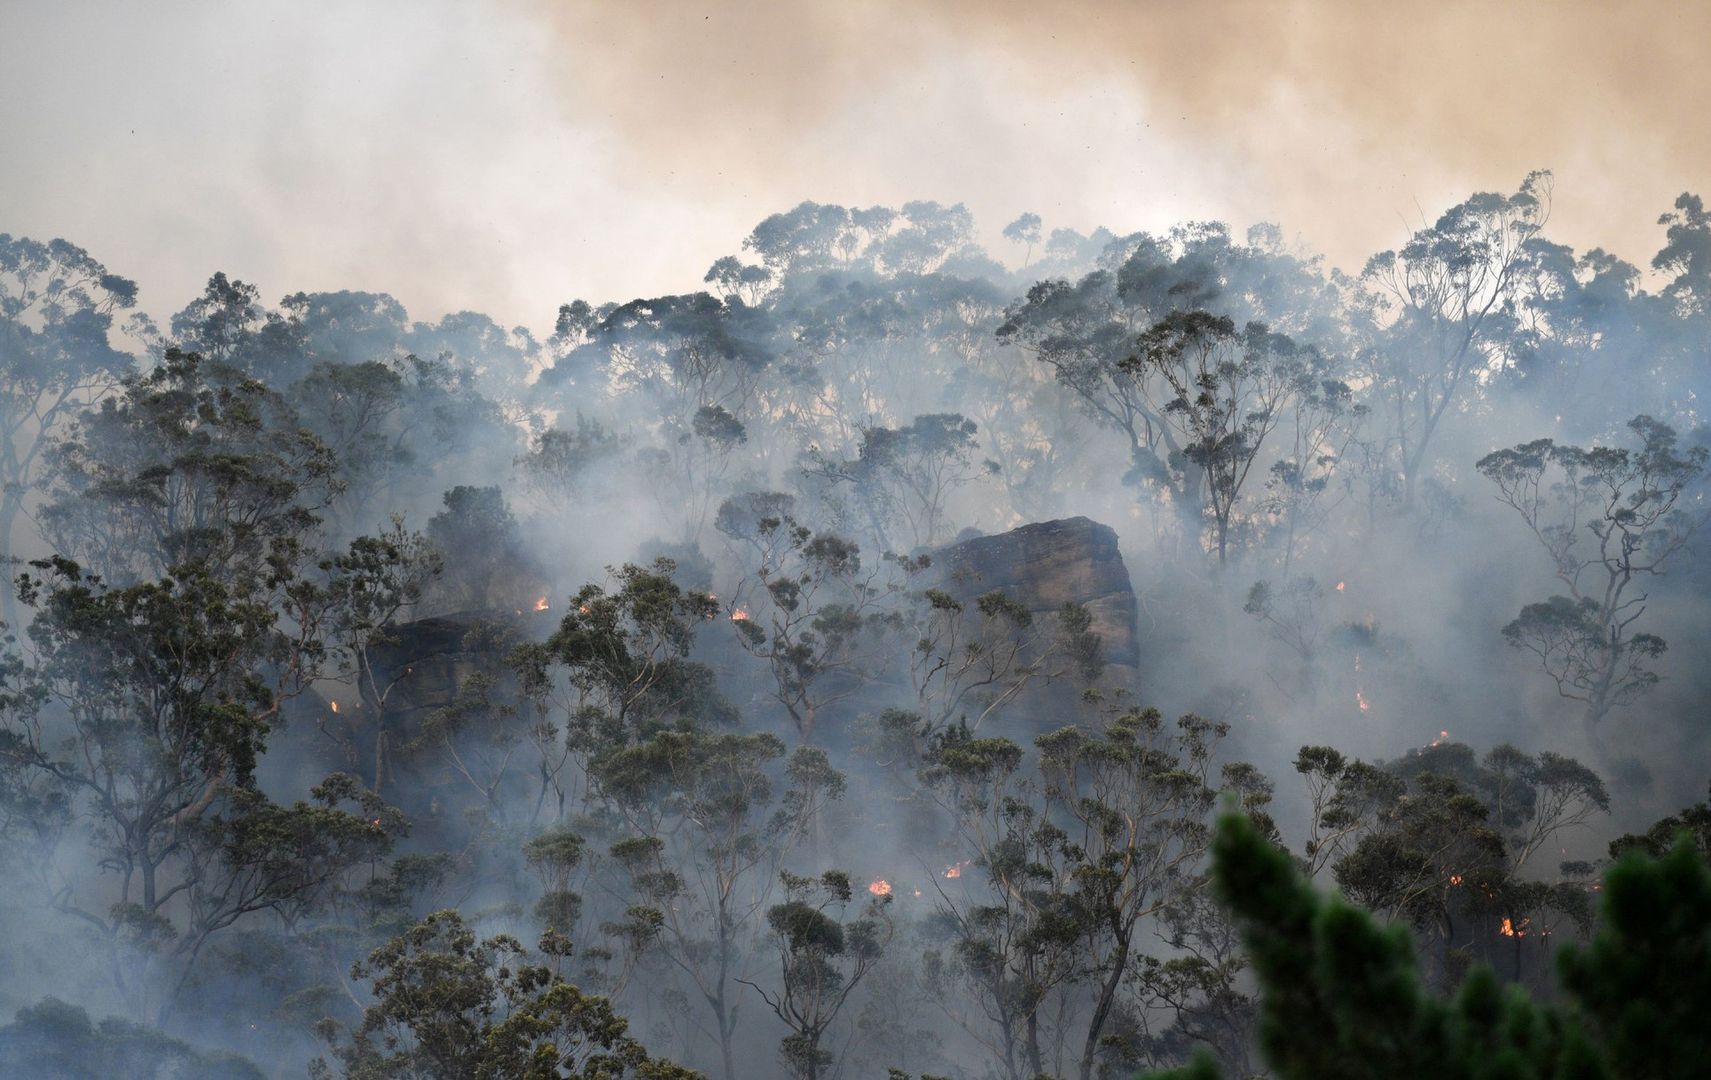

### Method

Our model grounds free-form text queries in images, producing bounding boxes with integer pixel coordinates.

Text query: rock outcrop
[367,608,540,731]
[282,518,1140,802]
[928,516,1140,684]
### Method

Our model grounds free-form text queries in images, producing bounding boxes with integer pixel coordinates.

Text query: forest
[3,175,1711,1079]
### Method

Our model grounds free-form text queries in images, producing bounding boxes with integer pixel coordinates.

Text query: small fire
[1335,580,1346,592]
[1448,874,1463,886]
[330,701,339,713]
[578,604,591,615]
[534,595,550,612]
[912,888,922,898]
[943,864,962,879]
[1429,729,1451,747]
[730,608,750,622]
[1500,916,1530,938]
[868,879,892,897]
[370,817,383,829]
[1355,691,1370,713]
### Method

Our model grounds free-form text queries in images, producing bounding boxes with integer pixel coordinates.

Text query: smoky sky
[3,0,1705,332]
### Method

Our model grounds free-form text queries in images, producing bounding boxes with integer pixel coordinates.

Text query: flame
[1355,691,1370,713]
[912,888,922,898]
[1429,729,1451,747]
[1335,580,1346,592]
[534,595,550,612]
[370,817,383,829]
[1448,874,1463,886]
[330,701,339,713]
[868,879,892,897]
[1500,916,1530,938]
[730,608,750,622]
[578,604,591,615]
[943,864,962,879]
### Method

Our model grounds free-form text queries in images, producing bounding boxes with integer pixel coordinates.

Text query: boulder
[927,516,1139,682]
[367,609,534,731]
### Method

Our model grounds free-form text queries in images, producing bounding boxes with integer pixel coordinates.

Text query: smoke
[7,1,1706,336]
[6,4,1711,1078]
[520,0,1708,276]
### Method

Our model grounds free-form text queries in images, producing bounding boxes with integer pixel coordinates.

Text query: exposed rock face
[928,516,1140,682]
[288,519,1139,800]
[290,609,550,811]
[367,609,534,732]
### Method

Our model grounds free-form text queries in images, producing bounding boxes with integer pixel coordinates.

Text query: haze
[3,0,1704,329]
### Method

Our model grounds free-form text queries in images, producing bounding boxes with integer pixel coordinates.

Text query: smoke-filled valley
[7,74,1711,1079]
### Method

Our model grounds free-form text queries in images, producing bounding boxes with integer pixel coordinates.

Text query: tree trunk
[1025,1007,1044,1078]
[0,493,21,627]
[703,986,737,1080]
[1080,932,1132,1080]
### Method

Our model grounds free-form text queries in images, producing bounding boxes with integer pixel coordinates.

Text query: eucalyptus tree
[1294,740,1607,979]
[703,255,775,306]
[1124,311,1311,564]
[1359,171,1552,507]
[38,348,340,584]
[746,870,891,1080]
[570,292,774,539]
[904,588,1047,738]
[744,202,863,275]
[310,909,701,1080]
[517,414,626,508]
[762,268,1005,474]
[1476,414,1709,750]
[806,413,987,552]
[1653,191,1711,316]
[918,733,1081,1080]
[170,272,310,382]
[320,519,443,798]
[999,224,1339,535]
[0,235,139,605]
[1002,213,1043,269]
[289,359,411,535]
[1259,370,1363,575]
[718,507,902,744]
[597,730,844,1080]
[5,553,402,1019]
[421,485,542,612]
[1034,710,1236,1080]
[503,558,732,823]
[1503,240,1659,433]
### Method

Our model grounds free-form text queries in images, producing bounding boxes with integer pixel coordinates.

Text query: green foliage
[1139,810,1711,1080]
[0,235,139,592]
[40,348,338,581]
[806,412,984,550]
[1477,414,1708,744]
[719,510,901,743]
[1558,838,1711,1078]
[749,871,892,1080]
[1610,784,1711,860]
[424,484,541,610]
[311,910,700,1079]
[1124,310,1311,563]
[0,997,265,1080]
[530,559,729,743]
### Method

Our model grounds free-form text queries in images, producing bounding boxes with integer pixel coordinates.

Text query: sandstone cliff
[927,516,1140,683]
